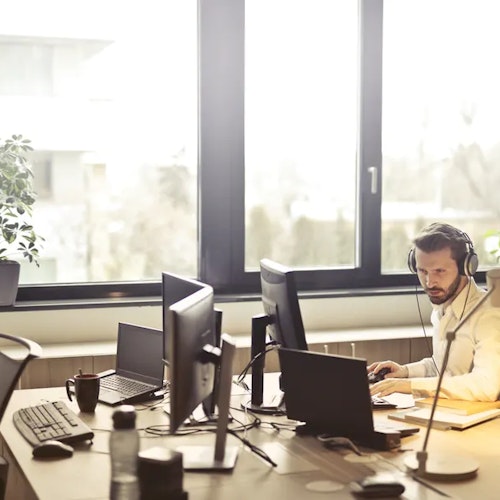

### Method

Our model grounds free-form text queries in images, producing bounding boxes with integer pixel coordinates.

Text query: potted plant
[0,134,44,306]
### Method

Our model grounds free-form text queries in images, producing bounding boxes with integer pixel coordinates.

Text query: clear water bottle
[110,405,140,500]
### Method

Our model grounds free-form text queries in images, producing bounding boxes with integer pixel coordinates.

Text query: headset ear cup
[458,230,478,276]
[408,248,417,273]
[464,251,479,277]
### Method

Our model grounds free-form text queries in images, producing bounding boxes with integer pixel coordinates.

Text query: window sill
[2,325,426,360]
[1,285,430,313]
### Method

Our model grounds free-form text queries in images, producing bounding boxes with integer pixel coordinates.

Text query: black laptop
[97,322,165,406]
[278,348,418,450]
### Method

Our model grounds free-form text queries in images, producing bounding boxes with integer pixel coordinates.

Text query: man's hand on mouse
[367,361,408,378]
[367,361,411,396]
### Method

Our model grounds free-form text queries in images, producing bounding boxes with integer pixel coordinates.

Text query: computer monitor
[260,258,308,350]
[244,258,308,413]
[161,271,207,361]
[161,271,222,417]
[167,286,238,470]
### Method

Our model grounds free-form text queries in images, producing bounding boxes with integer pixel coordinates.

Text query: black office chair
[0,332,42,500]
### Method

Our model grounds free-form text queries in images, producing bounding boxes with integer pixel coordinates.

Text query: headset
[407,225,478,277]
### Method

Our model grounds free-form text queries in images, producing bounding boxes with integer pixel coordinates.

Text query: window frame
[199,0,408,295]
[13,0,488,304]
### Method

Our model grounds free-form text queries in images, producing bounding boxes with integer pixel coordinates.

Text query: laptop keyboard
[100,374,155,397]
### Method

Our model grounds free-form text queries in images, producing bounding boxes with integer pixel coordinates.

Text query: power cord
[317,435,362,456]
[235,340,279,388]
[144,408,277,467]
[227,429,277,467]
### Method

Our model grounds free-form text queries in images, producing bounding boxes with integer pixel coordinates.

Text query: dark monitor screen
[167,285,216,434]
[116,323,164,385]
[260,258,308,350]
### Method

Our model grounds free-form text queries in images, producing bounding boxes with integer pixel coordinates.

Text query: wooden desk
[1,386,500,500]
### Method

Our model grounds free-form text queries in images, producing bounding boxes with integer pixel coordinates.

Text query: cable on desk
[144,407,239,436]
[144,424,214,437]
[142,403,277,469]
[235,341,278,388]
[317,435,363,456]
[135,399,169,412]
[226,429,277,468]
[257,420,299,432]
[144,415,277,467]
[228,411,261,433]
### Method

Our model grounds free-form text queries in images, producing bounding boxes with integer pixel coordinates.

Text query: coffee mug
[65,373,100,412]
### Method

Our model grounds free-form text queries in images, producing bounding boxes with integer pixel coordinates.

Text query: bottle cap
[112,405,137,429]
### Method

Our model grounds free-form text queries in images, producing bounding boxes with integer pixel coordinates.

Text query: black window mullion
[199,0,246,293]
[358,0,383,282]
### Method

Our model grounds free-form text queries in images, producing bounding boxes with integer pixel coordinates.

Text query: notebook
[388,407,500,430]
[414,397,500,416]
[277,348,419,449]
[97,322,165,406]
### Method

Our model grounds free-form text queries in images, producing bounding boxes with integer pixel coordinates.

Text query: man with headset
[369,222,500,401]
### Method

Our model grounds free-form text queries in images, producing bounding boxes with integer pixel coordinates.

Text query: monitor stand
[240,314,284,415]
[177,334,239,471]
[201,308,223,419]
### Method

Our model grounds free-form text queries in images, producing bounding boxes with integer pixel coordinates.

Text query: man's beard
[425,273,462,305]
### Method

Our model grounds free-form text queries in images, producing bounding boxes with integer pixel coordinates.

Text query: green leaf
[0,134,43,265]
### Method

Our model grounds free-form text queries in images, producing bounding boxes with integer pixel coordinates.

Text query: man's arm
[410,308,500,401]
[372,308,500,401]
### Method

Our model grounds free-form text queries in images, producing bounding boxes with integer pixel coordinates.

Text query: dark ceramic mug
[65,373,100,412]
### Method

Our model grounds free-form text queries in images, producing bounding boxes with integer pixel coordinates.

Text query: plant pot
[0,260,21,306]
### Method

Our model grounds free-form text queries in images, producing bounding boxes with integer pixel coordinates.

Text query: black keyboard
[12,400,95,446]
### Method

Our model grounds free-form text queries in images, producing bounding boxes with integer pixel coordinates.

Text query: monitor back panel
[278,348,375,440]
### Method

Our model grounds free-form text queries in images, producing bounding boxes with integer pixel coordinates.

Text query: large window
[382,0,500,273]
[1,0,198,290]
[2,0,497,302]
[245,1,358,271]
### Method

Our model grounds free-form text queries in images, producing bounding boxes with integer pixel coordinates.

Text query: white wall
[0,293,431,345]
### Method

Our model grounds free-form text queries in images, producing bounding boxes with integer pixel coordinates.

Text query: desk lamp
[404,268,500,481]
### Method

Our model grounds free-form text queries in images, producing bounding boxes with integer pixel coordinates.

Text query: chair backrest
[0,333,42,422]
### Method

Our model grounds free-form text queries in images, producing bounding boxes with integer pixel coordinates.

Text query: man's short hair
[408,222,478,276]
[413,222,470,266]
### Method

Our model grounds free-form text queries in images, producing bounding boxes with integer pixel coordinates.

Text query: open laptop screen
[116,323,164,385]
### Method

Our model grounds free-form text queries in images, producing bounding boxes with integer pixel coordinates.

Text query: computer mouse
[32,440,74,459]
[350,473,405,498]
[368,367,391,384]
